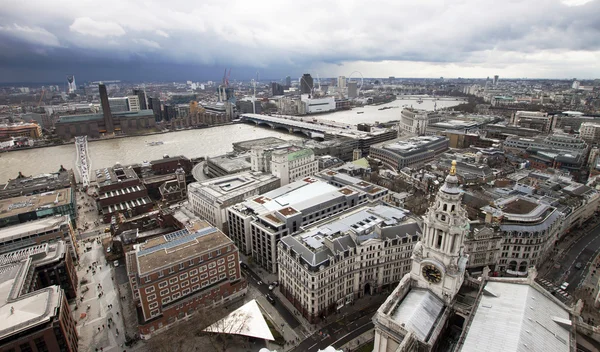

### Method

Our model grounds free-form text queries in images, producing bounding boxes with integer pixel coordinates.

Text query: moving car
[113,260,119,267]
[575,262,583,269]
[266,294,276,305]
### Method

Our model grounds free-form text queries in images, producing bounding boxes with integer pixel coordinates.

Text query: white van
[560,282,569,291]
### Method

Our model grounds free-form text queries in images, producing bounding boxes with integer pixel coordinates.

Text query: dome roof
[440,160,461,194]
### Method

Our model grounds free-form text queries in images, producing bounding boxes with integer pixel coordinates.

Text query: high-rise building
[300,74,313,94]
[271,82,284,96]
[285,76,291,87]
[337,76,346,89]
[133,89,148,110]
[163,104,176,121]
[66,75,76,94]
[348,81,358,98]
[149,97,162,122]
[98,83,114,133]
[493,75,499,86]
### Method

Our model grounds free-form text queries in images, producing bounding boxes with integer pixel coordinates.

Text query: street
[290,296,385,352]
[542,219,600,293]
[242,265,301,329]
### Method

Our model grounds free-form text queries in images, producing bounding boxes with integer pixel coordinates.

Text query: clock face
[422,264,442,284]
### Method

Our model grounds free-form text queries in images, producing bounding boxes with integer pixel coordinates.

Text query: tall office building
[149,97,162,121]
[98,83,114,133]
[493,75,499,86]
[133,89,148,110]
[348,81,358,98]
[66,75,76,94]
[285,76,291,87]
[300,74,313,94]
[271,82,284,96]
[163,104,176,121]
[338,76,346,89]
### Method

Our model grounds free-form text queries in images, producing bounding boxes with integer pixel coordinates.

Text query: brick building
[126,221,247,339]
[95,164,153,223]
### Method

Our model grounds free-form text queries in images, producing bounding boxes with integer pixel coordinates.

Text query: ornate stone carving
[412,241,423,262]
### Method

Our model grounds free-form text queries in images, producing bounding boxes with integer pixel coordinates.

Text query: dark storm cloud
[0,0,598,81]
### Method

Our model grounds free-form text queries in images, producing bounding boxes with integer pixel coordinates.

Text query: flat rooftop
[188,171,279,201]
[375,136,447,155]
[0,215,70,243]
[0,243,66,340]
[135,221,232,274]
[208,153,252,173]
[232,137,289,151]
[0,188,72,219]
[95,165,139,186]
[501,197,539,215]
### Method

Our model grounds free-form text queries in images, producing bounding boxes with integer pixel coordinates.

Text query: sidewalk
[339,329,374,352]
[71,237,129,352]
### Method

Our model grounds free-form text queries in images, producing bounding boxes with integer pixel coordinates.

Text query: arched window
[451,205,455,212]
[509,261,517,271]
[443,204,447,211]
[518,261,527,272]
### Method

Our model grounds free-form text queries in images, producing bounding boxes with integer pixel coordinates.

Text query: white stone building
[278,204,421,323]
[187,172,280,233]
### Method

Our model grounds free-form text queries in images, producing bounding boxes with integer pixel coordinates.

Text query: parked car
[240,262,248,269]
[268,284,275,291]
[575,262,583,269]
[113,260,119,267]
[106,247,111,253]
[266,294,276,305]
[271,281,279,287]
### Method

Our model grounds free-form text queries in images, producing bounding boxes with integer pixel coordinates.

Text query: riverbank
[0,121,240,154]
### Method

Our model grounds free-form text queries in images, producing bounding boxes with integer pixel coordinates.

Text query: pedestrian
[108,324,111,329]
[102,324,105,329]
[98,327,100,332]
[116,312,119,316]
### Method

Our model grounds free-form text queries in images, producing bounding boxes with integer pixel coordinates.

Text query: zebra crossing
[536,278,571,301]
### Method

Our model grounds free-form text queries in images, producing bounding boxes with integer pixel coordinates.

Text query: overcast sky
[0,0,599,83]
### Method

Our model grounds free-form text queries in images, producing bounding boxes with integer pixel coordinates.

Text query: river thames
[0,98,461,183]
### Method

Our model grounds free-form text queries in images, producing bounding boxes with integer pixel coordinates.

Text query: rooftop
[0,215,70,243]
[461,281,571,352]
[280,204,420,268]
[0,188,72,219]
[0,170,72,199]
[94,164,139,186]
[375,136,448,156]
[390,289,445,341]
[0,242,66,340]
[188,171,279,202]
[135,221,232,274]
[208,153,252,173]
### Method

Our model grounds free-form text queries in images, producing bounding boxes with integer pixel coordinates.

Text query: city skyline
[0,0,600,83]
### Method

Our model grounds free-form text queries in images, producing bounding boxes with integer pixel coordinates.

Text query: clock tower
[410,160,469,303]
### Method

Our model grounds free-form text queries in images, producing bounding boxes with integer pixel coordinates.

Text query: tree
[147,303,251,352]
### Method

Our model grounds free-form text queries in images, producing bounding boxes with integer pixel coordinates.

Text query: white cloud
[133,38,161,49]
[69,17,125,38]
[0,24,60,47]
[155,30,169,38]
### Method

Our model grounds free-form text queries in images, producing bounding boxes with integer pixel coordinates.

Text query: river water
[0,124,303,183]
[0,98,461,183]
[312,98,463,125]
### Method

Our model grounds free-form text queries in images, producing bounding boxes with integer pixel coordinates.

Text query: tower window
[437,234,443,249]
[443,204,447,211]
[451,205,455,212]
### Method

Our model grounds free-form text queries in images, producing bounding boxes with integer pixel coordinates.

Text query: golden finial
[450,160,457,176]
